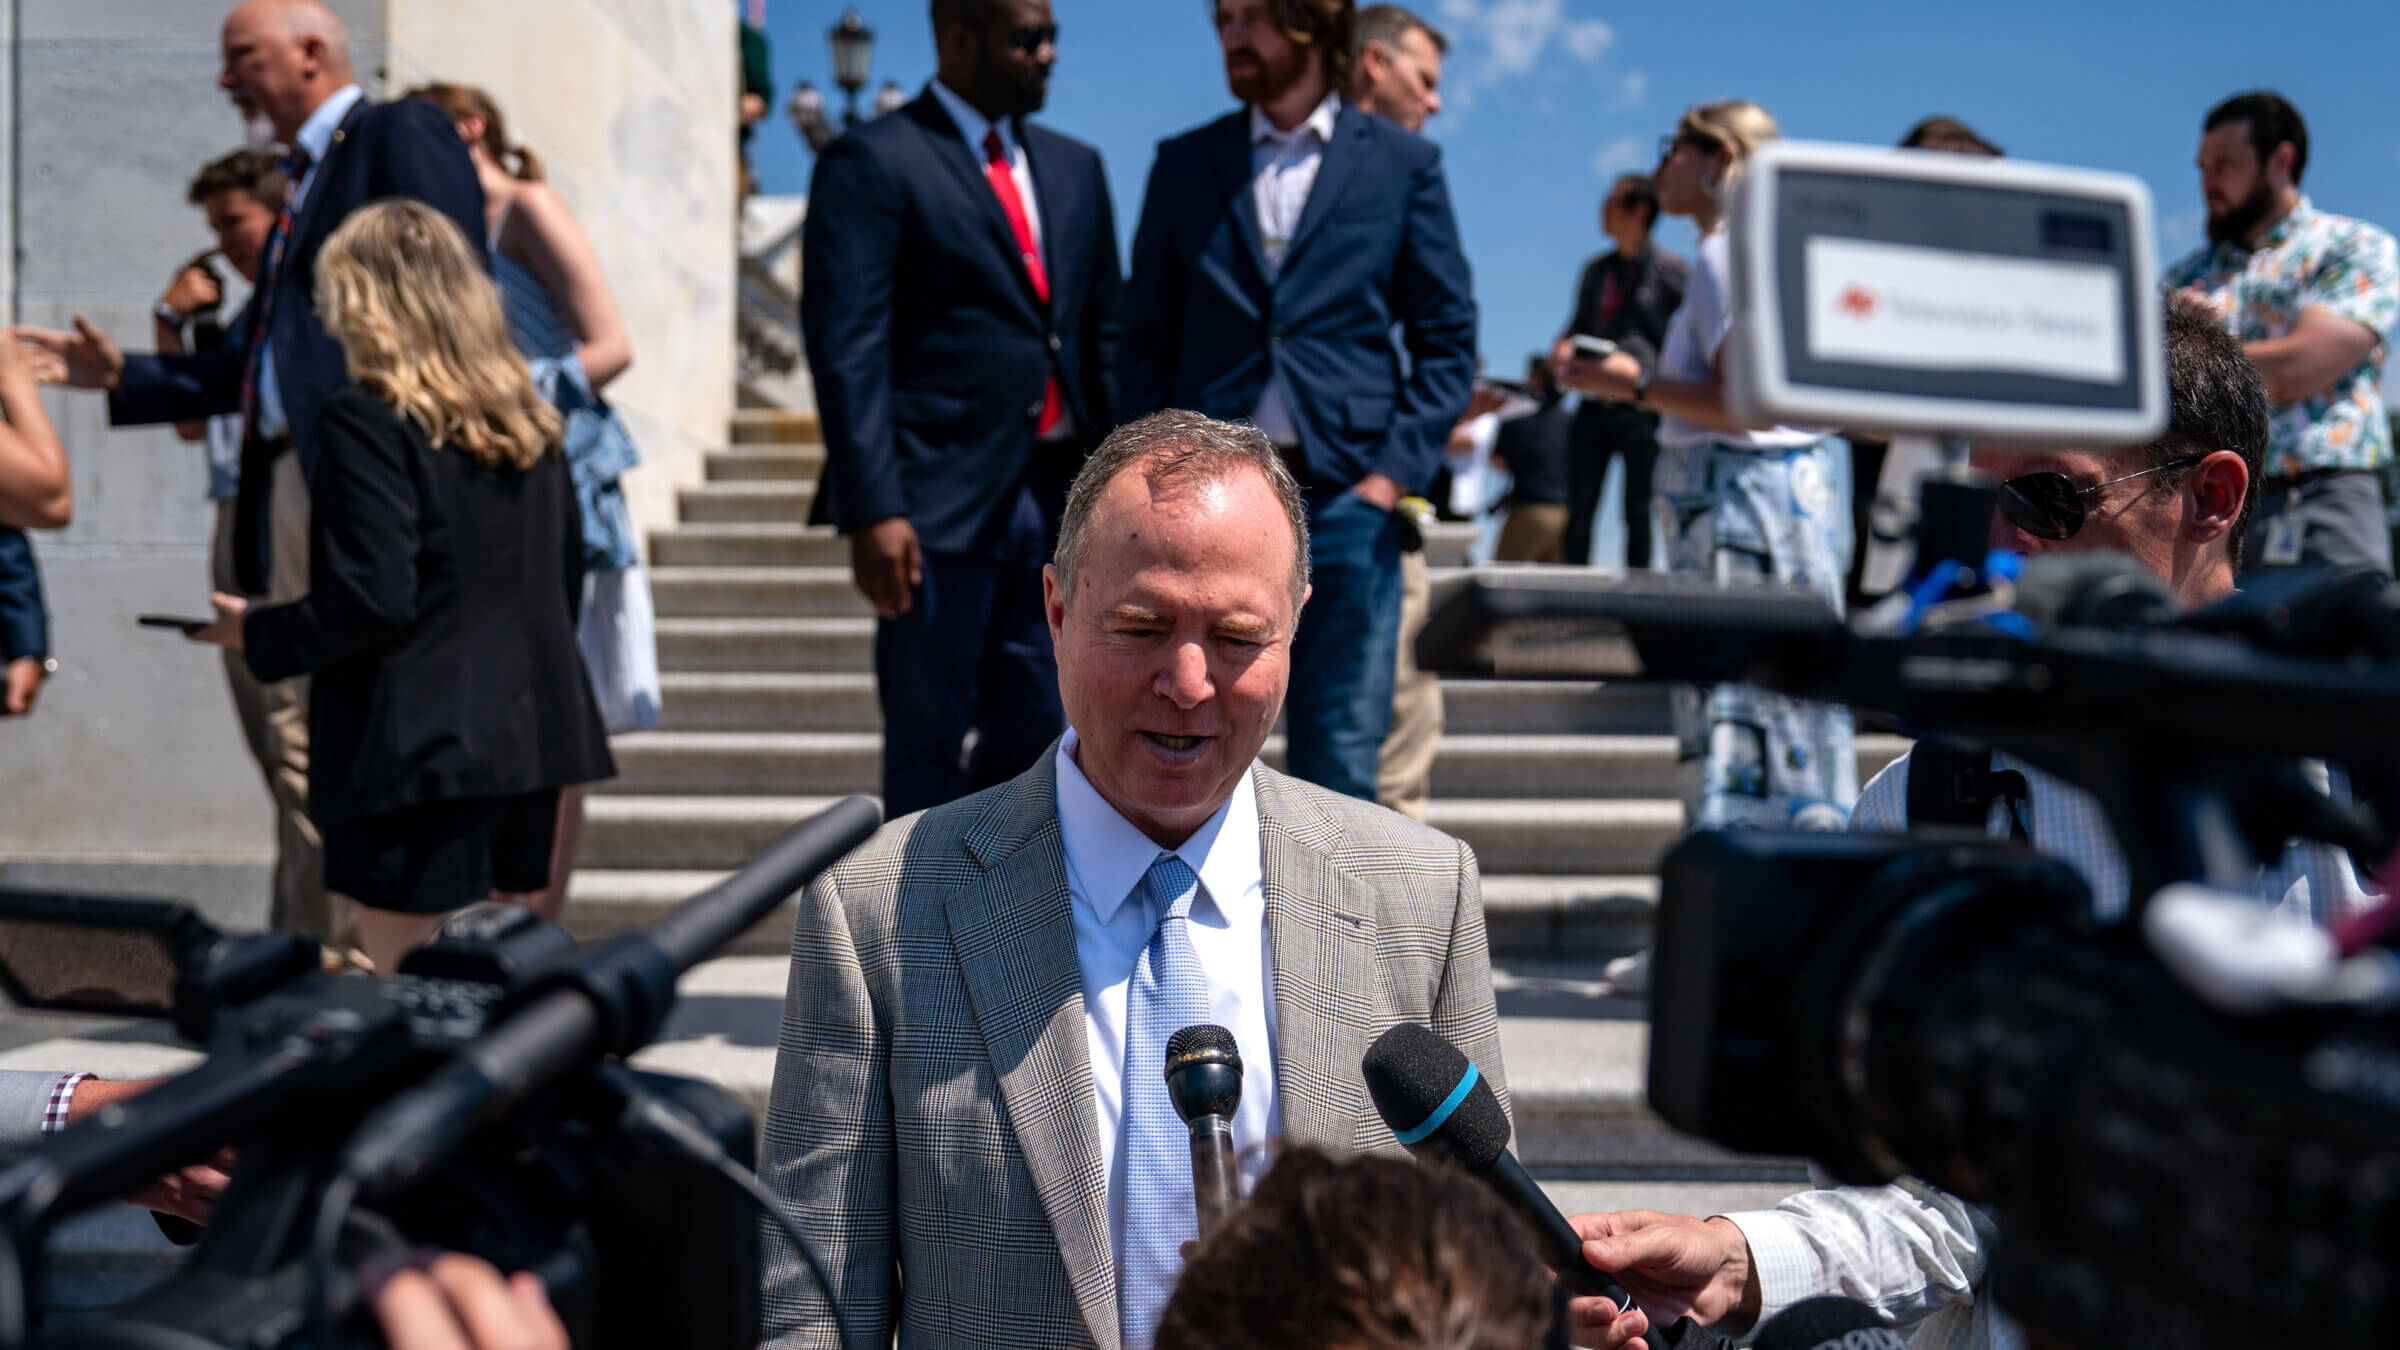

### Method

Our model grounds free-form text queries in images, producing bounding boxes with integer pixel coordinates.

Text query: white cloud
[2161,207,2206,257]
[1592,135,1648,180]
[1434,0,1628,122]
[1611,70,1649,109]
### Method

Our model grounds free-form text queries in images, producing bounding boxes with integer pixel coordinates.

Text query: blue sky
[749,0,2400,387]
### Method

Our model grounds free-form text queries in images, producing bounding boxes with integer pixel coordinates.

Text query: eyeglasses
[1006,23,1058,54]
[1657,132,1722,161]
[1995,456,2202,540]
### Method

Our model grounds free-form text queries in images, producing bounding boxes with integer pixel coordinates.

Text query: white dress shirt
[1053,730,1281,1305]
[1719,749,2370,1348]
[254,82,364,441]
[927,78,1075,442]
[1245,93,1341,451]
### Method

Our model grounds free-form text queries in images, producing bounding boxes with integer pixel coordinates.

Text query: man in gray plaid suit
[758,408,1507,1350]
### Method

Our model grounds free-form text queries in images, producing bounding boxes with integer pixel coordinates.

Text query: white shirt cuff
[1720,1207,1828,1342]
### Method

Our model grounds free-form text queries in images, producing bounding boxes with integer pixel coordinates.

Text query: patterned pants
[1652,438,1857,831]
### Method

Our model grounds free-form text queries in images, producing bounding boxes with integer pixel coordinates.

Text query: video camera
[0,796,879,1350]
[1419,143,2400,1348]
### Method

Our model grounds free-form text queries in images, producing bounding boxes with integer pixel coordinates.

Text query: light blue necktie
[1117,853,1210,1350]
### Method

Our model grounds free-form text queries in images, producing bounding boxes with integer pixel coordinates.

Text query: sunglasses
[1995,456,2202,540]
[1006,23,1058,54]
[1657,132,1723,161]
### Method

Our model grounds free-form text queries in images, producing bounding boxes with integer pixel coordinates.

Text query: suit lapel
[1256,769,1378,1152]
[907,91,1046,324]
[1278,102,1367,277]
[1207,113,1272,289]
[286,100,368,256]
[947,755,1120,1350]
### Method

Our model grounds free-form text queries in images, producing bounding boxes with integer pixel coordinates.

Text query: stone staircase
[569,409,1905,1197]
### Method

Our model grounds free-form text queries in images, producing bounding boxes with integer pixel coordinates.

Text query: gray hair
[1356,4,1448,57]
[1053,410,1311,613]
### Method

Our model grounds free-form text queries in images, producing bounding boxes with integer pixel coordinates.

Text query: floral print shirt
[2164,197,2400,477]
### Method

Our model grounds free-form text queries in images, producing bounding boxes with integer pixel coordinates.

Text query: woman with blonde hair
[409,80,657,923]
[192,200,615,973]
[1560,101,1857,986]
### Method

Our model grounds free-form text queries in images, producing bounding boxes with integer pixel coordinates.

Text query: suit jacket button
[1048,334,1062,352]
[1027,402,1044,420]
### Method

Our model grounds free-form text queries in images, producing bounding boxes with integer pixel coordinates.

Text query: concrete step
[648,566,868,619]
[1421,521,1477,568]
[704,445,825,482]
[599,731,1908,800]
[581,793,1679,875]
[1425,798,1682,875]
[729,408,821,445]
[655,617,873,673]
[650,523,846,568]
[562,868,1665,959]
[679,480,818,524]
[656,672,881,732]
[1439,680,1669,735]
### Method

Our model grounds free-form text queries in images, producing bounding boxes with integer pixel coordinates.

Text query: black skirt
[322,790,562,915]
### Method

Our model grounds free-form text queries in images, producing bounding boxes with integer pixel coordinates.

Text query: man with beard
[1120,0,1476,807]
[801,0,1122,816]
[2165,91,2399,575]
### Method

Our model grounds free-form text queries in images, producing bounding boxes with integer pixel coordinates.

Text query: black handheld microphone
[1164,1024,1243,1237]
[1363,1023,1674,1350]
[1753,1297,1904,1350]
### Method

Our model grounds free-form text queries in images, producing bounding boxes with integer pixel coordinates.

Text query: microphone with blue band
[1364,1024,1679,1350]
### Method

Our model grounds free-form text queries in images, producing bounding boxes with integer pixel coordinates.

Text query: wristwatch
[1632,370,1653,407]
[153,301,188,328]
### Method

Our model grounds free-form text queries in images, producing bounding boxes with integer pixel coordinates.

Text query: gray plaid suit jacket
[757,750,1508,1349]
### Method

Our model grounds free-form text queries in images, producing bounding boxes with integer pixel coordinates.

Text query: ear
[2185,449,2248,546]
[2268,140,2300,189]
[458,115,487,146]
[1043,564,1068,642]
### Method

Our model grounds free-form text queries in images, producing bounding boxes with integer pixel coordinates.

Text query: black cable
[306,1170,359,1350]
[610,1074,850,1349]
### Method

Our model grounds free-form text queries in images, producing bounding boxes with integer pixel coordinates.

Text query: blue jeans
[874,477,1066,819]
[1284,486,1406,801]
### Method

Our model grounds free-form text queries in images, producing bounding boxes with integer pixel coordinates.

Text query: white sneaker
[1603,948,1652,995]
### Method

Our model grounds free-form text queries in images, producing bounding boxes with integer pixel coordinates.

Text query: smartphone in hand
[1569,334,1619,360]
[137,614,212,635]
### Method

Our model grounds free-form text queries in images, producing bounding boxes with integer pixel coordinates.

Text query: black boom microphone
[340,795,883,1196]
[1362,1024,1674,1350]
[1164,1024,1243,1236]
[1753,1297,1903,1350]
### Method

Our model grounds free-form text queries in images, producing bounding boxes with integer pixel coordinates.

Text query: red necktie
[983,128,1061,436]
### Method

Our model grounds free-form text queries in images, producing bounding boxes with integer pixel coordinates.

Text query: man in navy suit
[25,0,482,602]
[0,529,48,717]
[23,0,482,942]
[803,0,1121,817]
[1119,0,1476,803]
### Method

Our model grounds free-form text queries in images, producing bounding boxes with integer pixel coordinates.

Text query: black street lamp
[828,9,876,127]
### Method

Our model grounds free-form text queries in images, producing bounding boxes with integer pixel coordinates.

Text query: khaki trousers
[1376,547,1442,821]
[213,453,350,943]
[1495,503,1571,564]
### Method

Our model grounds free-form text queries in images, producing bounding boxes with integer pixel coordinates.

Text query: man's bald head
[221,0,355,141]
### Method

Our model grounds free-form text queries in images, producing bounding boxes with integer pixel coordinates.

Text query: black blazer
[1118,101,1477,493]
[1559,245,1687,375]
[243,388,612,827]
[0,529,43,662]
[108,95,485,482]
[801,88,1122,553]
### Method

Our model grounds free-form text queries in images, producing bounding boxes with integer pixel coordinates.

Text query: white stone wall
[383,0,737,542]
[0,0,734,921]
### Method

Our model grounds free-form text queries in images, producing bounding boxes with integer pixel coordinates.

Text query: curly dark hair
[1154,1147,1565,1350]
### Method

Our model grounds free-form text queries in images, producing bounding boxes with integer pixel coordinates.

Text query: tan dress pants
[1376,547,1442,821]
[212,451,350,943]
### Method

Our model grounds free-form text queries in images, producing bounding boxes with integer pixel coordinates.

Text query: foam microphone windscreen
[1165,1023,1240,1065]
[1361,1024,1511,1170]
[1753,1297,1906,1350]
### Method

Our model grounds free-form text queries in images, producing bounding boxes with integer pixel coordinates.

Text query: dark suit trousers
[875,460,1071,818]
[1565,404,1660,569]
